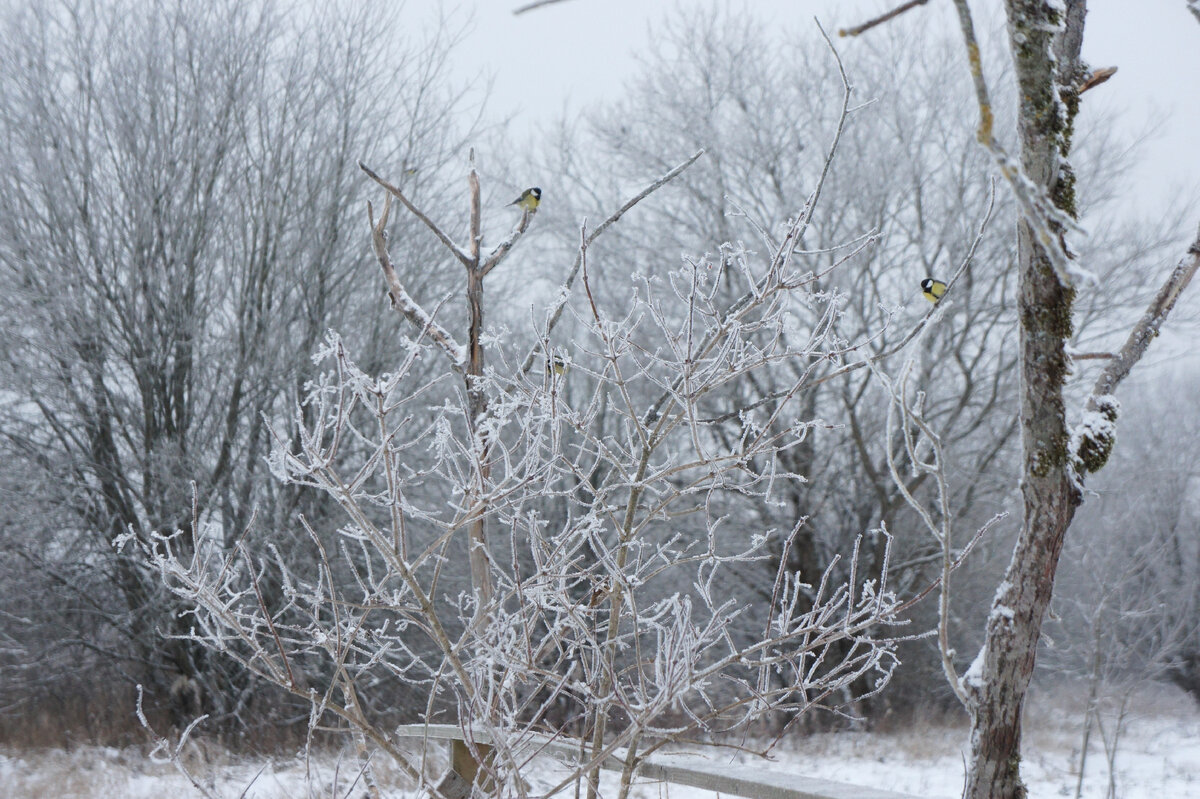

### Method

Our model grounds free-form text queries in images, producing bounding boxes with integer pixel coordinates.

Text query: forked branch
[360,160,473,266]
[367,196,465,367]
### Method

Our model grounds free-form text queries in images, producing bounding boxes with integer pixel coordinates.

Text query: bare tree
[145,37,924,798]
[0,0,476,740]
[845,1,1200,796]
[524,7,1187,727]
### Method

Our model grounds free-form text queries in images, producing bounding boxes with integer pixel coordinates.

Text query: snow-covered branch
[360,160,473,266]
[150,122,911,798]
[368,196,466,368]
[1074,228,1200,474]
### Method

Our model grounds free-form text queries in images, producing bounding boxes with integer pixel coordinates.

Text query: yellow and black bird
[509,187,542,212]
[547,354,568,377]
[921,278,947,304]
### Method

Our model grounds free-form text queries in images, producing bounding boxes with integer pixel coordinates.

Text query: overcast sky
[446,0,1198,213]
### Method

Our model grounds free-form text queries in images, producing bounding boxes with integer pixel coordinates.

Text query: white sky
[444,0,1199,212]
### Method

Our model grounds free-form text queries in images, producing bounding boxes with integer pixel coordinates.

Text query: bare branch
[238,541,296,690]
[519,148,705,373]
[367,197,465,367]
[481,209,535,277]
[794,178,999,395]
[1073,229,1200,474]
[360,160,473,267]
[1078,66,1117,94]
[875,359,974,707]
[950,0,995,145]
[838,0,930,38]
[1088,230,1200,401]
[468,150,482,265]
[136,686,221,799]
[513,0,577,14]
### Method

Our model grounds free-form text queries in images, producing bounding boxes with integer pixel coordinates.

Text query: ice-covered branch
[522,148,705,375]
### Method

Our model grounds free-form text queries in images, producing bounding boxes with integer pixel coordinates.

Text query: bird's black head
[920,278,934,291]
[530,187,542,199]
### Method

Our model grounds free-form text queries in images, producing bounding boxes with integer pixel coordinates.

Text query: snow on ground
[2,689,1197,799]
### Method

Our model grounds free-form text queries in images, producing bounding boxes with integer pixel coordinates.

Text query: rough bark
[962,3,1086,798]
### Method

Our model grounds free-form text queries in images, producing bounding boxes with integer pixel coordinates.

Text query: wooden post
[450,738,494,796]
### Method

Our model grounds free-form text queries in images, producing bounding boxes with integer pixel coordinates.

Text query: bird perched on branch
[921,278,947,304]
[547,354,568,377]
[509,187,541,211]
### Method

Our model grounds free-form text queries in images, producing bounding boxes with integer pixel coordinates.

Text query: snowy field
[3,690,1197,799]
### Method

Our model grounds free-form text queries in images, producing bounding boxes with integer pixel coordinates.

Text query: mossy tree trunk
[962,3,1087,798]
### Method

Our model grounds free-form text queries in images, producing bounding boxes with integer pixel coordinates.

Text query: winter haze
[1,2,1197,799]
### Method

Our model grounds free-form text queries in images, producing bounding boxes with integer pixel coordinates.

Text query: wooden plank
[392,724,937,799]
[637,755,928,799]
[431,768,472,799]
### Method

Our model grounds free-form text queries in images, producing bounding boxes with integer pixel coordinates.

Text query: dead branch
[367,197,465,367]
[1086,229,1200,404]
[838,0,930,38]
[360,160,472,267]
[1079,66,1117,94]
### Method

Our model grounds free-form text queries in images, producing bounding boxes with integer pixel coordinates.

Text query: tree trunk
[465,264,495,606]
[963,3,1087,798]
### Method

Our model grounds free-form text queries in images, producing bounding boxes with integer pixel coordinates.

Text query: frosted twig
[135,685,220,799]
[522,149,705,375]
[774,177,998,398]
[872,356,1004,708]
[641,23,852,429]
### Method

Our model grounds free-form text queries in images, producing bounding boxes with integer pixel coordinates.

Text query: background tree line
[0,0,480,745]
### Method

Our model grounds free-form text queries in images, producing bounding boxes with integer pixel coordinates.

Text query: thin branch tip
[839,0,930,38]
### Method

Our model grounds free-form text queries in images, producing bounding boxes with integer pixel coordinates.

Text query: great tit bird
[509,187,541,211]
[547,354,568,377]
[921,278,948,304]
